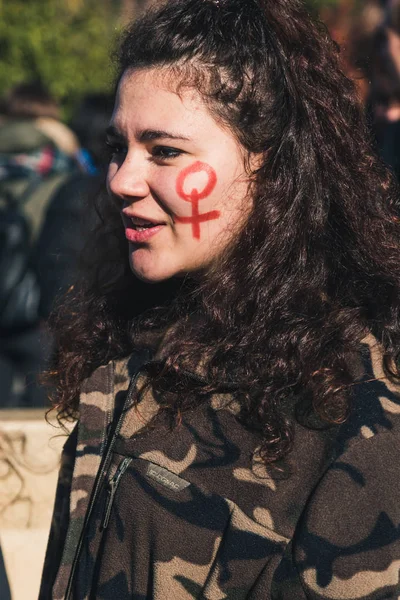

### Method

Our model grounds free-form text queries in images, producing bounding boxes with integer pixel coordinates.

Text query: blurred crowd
[324,0,400,176]
[0,82,113,408]
[2,0,400,409]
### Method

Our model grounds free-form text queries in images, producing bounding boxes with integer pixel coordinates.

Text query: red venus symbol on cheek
[175,161,220,240]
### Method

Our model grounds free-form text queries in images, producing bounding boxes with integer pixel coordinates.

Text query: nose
[107,153,150,205]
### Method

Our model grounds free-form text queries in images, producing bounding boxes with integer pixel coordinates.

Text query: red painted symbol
[175,161,220,239]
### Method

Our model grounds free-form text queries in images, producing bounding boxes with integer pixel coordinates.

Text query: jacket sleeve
[38,424,78,600]
[292,432,400,599]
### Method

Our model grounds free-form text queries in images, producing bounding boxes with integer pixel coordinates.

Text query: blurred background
[1,0,400,598]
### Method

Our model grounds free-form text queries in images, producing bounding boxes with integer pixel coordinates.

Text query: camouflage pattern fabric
[40,337,400,599]
[39,423,78,599]
[39,356,136,600]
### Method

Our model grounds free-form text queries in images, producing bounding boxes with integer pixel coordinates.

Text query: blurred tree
[0,0,119,115]
[0,0,358,116]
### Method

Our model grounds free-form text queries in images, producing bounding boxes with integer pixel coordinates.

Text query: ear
[244,151,264,177]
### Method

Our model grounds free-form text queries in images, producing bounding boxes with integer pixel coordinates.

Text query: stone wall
[0,410,71,600]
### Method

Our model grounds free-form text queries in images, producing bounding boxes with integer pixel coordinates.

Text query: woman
[40,0,400,598]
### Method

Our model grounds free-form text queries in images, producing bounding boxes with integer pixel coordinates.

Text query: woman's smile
[122,212,167,243]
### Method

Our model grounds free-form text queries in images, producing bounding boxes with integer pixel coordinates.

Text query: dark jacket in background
[34,172,101,318]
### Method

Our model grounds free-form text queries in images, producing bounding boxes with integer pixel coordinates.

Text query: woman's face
[107,68,253,282]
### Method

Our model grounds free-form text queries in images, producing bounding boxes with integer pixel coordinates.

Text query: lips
[123,214,165,243]
[130,216,163,230]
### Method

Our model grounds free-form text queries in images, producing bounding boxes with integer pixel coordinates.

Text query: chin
[132,271,172,284]
[129,258,177,284]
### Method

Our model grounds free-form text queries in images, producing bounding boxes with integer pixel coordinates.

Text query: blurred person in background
[366,0,400,180]
[350,0,386,80]
[3,81,80,157]
[321,0,400,176]
[0,81,79,408]
[319,2,359,73]
[71,93,115,175]
[347,0,400,180]
[33,93,113,319]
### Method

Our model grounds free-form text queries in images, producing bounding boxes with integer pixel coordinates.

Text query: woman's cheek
[173,161,221,240]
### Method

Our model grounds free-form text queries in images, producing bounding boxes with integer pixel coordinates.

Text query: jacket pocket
[81,453,288,600]
[90,452,231,599]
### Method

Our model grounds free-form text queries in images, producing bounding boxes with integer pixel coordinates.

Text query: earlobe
[247,151,264,175]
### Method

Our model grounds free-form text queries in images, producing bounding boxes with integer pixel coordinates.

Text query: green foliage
[0,0,120,115]
[0,0,344,116]
[304,0,339,14]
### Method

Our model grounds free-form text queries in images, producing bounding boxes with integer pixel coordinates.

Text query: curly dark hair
[48,0,400,464]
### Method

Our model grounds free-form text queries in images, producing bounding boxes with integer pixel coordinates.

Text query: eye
[151,145,184,161]
[105,140,127,160]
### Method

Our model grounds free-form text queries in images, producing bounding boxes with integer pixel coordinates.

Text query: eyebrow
[106,125,190,143]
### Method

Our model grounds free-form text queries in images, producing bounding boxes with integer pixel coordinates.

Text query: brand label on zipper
[146,462,190,492]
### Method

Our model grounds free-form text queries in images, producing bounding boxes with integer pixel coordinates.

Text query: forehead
[112,68,211,132]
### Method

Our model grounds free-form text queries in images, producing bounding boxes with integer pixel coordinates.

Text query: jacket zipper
[64,368,143,600]
[100,456,132,531]
[63,360,237,598]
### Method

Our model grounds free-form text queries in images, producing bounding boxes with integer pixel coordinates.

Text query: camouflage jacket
[40,338,400,599]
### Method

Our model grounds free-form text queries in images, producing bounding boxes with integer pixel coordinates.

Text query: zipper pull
[100,457,132,531]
